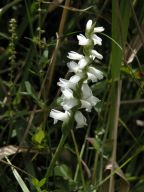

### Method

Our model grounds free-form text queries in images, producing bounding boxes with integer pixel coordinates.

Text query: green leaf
[32,177,46,189]
[25,81,36,99]
[31,177,39,187]
[38,178,46,188]
[87,137,101,153]
[32,128,45,144]
[54,164,72,179]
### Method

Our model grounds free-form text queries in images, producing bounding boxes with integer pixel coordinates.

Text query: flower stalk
[50,20,104,129]
[46,20,104,181]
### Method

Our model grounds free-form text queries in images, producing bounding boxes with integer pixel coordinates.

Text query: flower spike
[50,20,104,128]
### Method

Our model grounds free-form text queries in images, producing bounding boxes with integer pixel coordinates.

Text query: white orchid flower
[91,50,103,60]
[74,111,87,128]
[78,57,89,69]
[57,78,76,89]
[67,61,81,73]
[87,67,103,82]
[81,83,95,99]
[61,98,78,111]
[80,84,100,111]
[57,74,81,90]
[94,26,104,33]
[67,51,84,60]
[92,34,102,46]
[80,100,92,112]
[77,34,90,46]
[86,20,93,32]
[50,20,104,128]
[61,88,78,110]
[61,87,74,98]
[69,74,82,84]
[67,58,90,74]
[50,109,70,124]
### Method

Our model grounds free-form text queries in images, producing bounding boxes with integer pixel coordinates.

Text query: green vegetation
[0,0,144,191]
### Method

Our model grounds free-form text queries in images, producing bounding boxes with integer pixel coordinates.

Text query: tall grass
[0,0,144,191]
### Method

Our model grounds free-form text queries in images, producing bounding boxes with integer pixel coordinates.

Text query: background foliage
[0,0,144,191]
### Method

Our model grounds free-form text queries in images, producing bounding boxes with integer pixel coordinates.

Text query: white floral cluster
[50,20,104,128]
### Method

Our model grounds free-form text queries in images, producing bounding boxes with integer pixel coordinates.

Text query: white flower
[86,20,93,32]
[92,34,102,46]
[80,84,100,111]
[87,67,103,82]
[67,51,84,60]
[70,74,82,84]
[50,20,104,129]
[91,50,103,60]
[67,61,81,73]
[61,88,74,98]
[67,58,89,73]
[61,98,78,111]
[80,100,92,112]
[81,84,95,100]
[61,88,78,110]
[77,34,90,46]
[94,26,104,33]
[78,57,89,68]
[50,109,70,124]
[74,111,87,128]
[57,78,76,89]
[57,75,81,90]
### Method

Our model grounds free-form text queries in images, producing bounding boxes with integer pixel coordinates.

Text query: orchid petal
[77,34,90,46]
[61,88,73,99]
[50,109,70,124]
[91,50,103,60]
[78,57,89,68]
[57,78,75,89]
[74,111,87,128]
[81,83,93,99]
[69,74,82,83]
[61,98,78,110]
[86,20,93,32]
[67,61,79,73]
[80,100,92,112]
[87,67,103,82]
[67,51,84,60]
[94,26,104,33]
[92,34,102,46]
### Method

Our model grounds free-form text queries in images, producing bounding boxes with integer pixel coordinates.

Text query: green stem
[45,133,68,180]
[71,130,86,192]
[109,81,122,192]
[92,152,99,184]
[74,121,91,181]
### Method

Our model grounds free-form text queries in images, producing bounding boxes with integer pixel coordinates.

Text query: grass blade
[5,156,30,192]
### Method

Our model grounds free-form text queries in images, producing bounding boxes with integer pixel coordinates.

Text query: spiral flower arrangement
[50,20,104,128]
